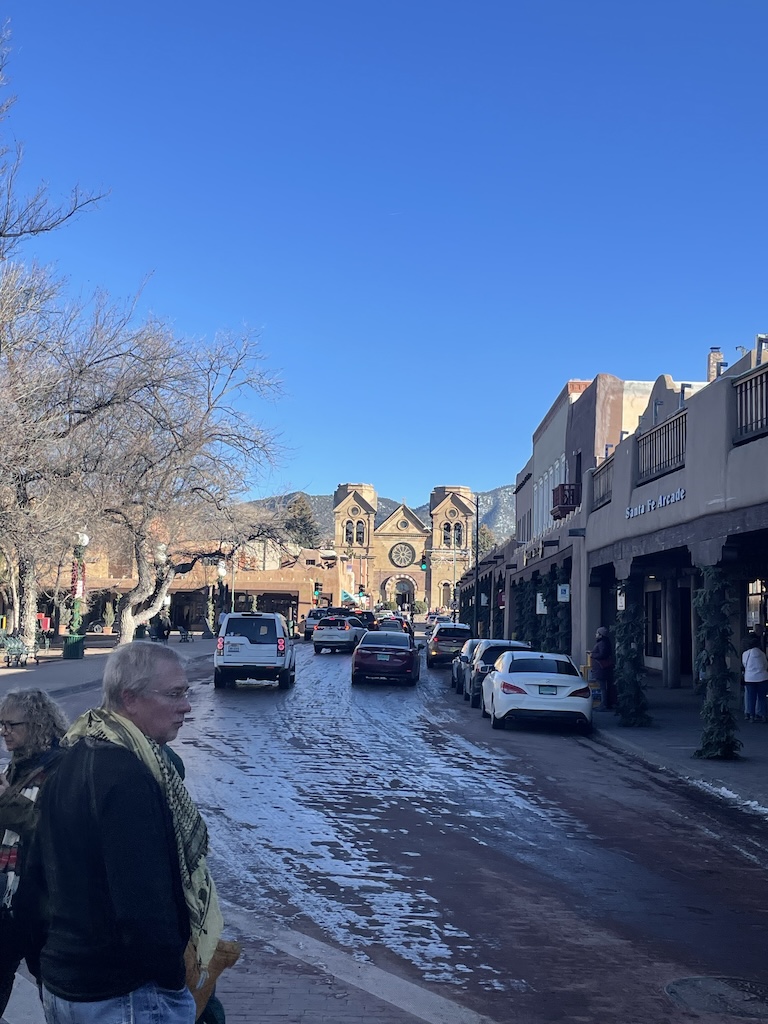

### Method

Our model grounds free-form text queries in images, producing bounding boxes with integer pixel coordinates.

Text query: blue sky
[4,1,767,506]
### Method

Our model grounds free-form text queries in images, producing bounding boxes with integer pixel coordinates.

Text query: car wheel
[491,703,506,729]
[580,719,594,736]
[314,646,322,655]
[213,668,229,689]
[481,695,490,718]
[463,684,470,701]
[91,623,104,634]
[470,689,481,709]
[277,668,292,690]
[351,672,363,685]
[426,656,435,668]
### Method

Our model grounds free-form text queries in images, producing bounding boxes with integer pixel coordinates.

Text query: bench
[3,637,35,667]
[177,627,194,643]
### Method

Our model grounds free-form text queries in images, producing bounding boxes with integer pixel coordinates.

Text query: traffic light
[313,581,322,596]
[420,553,428,571]
[358,584,365,596]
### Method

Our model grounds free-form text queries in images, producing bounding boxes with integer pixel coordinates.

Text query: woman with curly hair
[0,688,67,1016]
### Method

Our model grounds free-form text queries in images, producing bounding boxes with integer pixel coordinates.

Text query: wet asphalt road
[60,643,768,1023]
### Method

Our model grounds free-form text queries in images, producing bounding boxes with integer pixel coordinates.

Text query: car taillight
[277,638,285,653]
[500,681,526,694]
[216,637,224,652]
[313,624,320,630]
[571,685,591,699]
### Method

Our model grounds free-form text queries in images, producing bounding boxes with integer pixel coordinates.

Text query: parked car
[313,616,367,654]
[426,622,472,668]
[304,608,327,640]
[351,630,421,685]
[451,638,482,690]
[481,649,592,733]
[214,612,296,690]
[463,639,531,707]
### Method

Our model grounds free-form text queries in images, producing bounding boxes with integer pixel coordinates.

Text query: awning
[341,589,361,604]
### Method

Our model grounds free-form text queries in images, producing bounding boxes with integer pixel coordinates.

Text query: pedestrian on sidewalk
[741,634,768,722]
[25,642,233,1024]
[0,689,67,1019]
[591,626,616,710]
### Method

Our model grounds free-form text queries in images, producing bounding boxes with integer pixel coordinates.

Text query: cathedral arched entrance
[381,574,416,610]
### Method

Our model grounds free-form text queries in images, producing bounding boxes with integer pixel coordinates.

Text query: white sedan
[481,650,593,734]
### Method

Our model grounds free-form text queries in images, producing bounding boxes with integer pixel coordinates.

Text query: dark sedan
[351,630,421,685]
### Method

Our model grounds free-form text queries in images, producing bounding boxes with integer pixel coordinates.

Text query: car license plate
[538,685,557,695]
[226,643,240,653]
[376,653,390,661]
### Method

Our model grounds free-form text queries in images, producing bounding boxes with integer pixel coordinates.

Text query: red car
[351,630,421,685]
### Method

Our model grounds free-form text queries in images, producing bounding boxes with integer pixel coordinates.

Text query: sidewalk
[593,678,768,810]
[0,634,217,698]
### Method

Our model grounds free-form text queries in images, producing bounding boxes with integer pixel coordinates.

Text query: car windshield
[224,618,277,643]
[434,627,471,639]
[359,632,410,648]
[505,656,579,676]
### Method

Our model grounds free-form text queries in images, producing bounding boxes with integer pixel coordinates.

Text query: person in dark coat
[591,626,616,710]
[0,688,67,1017]
[25,643,216,1024]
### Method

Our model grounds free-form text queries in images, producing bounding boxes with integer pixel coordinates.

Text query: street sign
[536,592,547,615]
[557,584,570,603]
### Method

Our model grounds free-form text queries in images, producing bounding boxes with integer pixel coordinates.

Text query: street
[37,638,768,1024]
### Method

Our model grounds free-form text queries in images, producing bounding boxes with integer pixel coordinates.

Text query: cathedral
[332,483,476,611]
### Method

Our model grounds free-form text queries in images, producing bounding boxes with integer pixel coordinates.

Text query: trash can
[62,635,85,660]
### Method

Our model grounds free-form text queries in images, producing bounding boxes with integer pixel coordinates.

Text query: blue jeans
[42,982,196,1024]
[744,682,768,718]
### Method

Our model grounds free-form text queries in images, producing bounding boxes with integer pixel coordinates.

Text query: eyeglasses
[0,720,28,731]
[149,687,191,703]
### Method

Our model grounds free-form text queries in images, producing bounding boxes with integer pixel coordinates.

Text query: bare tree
[81,330,284,643]
[0,27,103,262]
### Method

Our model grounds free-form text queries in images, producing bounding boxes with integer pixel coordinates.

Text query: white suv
[214,612,296,689]
[313,615,367,654]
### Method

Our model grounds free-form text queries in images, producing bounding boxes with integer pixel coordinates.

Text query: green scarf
[63,708,223,972]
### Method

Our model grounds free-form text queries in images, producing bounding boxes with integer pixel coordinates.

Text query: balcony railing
[550,482,581,520]
[734,362,768,443]
[592,457,613,510]
[637,410,687,484]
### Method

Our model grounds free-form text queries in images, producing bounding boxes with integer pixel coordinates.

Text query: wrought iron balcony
[550,482,582,520]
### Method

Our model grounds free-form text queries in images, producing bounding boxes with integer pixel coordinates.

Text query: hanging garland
[693,566,741,760]
[555,564,571,655]
[614,584,651,726]
[516,578,537,646]
[541,567,559,652]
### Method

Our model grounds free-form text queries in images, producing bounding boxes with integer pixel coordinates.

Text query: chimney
[707,346,723,383]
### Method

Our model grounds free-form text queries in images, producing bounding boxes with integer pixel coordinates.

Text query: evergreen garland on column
[555,564,571,654]
[693,566,742,760]
[542,567,559,652]
[614,596,651,727]
[518,578,537,645]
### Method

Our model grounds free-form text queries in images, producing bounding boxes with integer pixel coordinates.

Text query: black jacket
[25,738,190,1001]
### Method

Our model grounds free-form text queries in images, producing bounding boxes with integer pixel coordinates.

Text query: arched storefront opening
[440,581,452,609]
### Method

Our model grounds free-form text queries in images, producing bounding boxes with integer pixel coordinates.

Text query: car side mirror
[417,642,425,650]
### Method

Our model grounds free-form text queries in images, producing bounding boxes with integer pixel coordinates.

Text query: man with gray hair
[27,642,221,1024]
